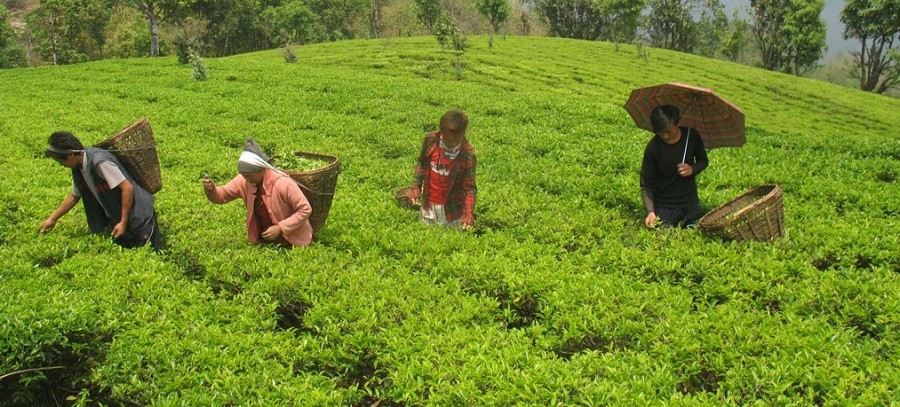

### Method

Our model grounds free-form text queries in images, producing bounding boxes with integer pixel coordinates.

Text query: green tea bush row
[1,36,897,405]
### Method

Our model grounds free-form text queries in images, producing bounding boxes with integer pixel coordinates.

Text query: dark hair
[46,131,84,160]
[650,105,680,133]
[439,109,468,136]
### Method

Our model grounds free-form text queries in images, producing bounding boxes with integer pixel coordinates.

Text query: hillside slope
[0,36,897,405]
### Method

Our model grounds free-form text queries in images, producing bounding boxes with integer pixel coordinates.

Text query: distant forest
[0,0,897,94]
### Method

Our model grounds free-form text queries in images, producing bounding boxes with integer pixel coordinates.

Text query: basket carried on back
[699,184,785,241]
[94,118,162,194]
[283,151,340,233]
[394,186,420,210]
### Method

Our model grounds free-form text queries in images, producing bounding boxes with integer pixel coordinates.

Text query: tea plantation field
[1,36,898,405]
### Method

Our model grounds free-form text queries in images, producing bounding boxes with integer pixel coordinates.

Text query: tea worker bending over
[40,131,164,251]
[640,105,709,228]
[203,139,313,247]
[408,110,477,230]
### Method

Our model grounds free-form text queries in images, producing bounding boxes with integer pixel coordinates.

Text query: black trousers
[115,211,164,251]
[655,203,702,228]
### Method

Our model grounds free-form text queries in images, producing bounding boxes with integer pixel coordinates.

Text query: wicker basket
[94,118,162,194]
[394,186,420,210]
[699,184,785,241]
[283,151,340,234]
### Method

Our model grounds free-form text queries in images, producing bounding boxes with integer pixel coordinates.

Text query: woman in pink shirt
[202,140,313,247]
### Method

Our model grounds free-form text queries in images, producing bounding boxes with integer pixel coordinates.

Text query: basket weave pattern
[94,118,162,194]
[699,184,785,241]
[284,151,340,233]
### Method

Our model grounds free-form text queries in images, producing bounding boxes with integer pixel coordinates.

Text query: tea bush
[0,36,897,405]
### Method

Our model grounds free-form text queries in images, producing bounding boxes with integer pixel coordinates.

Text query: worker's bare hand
[262,225,282,241]
[202,176,216,191]
[644,212,658,228]
[112,221,128,238]
[39,218,57,233]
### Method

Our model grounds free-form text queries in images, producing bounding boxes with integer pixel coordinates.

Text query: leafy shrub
[283,44,298,63]
[189,48,207,81]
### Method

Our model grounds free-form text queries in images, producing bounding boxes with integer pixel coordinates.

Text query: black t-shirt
[640,127,709,208]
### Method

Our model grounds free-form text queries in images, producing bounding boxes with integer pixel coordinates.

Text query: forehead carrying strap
[46,145,84,155]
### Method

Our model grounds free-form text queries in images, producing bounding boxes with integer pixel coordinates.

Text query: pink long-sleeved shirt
[205,169,313,246]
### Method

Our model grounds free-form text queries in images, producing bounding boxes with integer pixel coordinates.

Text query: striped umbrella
[623,82,746,150]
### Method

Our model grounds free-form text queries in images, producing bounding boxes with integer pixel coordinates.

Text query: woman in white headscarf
[202,139,313,247]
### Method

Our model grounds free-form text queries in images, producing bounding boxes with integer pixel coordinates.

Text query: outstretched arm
[204,175,244,204]
[40,193,81,233]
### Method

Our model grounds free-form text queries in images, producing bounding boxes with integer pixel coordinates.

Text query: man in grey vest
[40,131,164,251]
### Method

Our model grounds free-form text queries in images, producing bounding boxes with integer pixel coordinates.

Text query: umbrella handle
[682,127,690,164]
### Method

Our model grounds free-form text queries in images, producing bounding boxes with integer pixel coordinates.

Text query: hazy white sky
[720,0,853,56]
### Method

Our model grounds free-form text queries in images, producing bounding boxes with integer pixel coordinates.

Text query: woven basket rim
[95,118,150,147]
[282,150,339,177]
[699,184,781,230]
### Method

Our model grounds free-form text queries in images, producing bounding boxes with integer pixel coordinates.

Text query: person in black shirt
[640,105,709,228]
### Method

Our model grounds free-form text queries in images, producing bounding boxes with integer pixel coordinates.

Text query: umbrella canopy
[624,82,746,149]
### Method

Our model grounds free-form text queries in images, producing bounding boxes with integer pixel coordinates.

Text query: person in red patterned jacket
[408,110,477,230]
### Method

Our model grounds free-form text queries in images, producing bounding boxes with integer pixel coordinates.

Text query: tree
[841,0,900,93]
[117,0,193,56]
[719,11,750,62]
[370,0,386,37]
[535,0,605,39]
[534,0,644,41]
[432,11,466,79]
[259,0,317,45]
[0,4,27,68]
[25,0,114,64]
[475,0,510,47]
[193,0,276,56]
[782,0,826,75]
[415,0,443,31]
[749,0,825,74]
[694,0,728,58]
[306,0,369,40]
[646,0,697,52]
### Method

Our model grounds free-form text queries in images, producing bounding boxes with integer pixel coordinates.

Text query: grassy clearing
[0,36,898,405]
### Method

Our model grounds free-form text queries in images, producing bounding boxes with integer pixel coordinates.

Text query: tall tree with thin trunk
[118,0,191,56]
[475,0,510,47]
[749,0,825,74]
[646,0,697,52]
[841,0,900,93]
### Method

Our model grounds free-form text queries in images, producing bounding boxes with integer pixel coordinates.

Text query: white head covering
[237,139,276,173]
[238,150,273,173]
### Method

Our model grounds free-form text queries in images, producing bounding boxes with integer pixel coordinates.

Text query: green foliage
[0,4,27,68]
[432,13,466,79]
[259,0,317,45]
[719,10,751,62]
[294,0,371,42]
[103,5,152,58]
[0,36,898,405]
[841,0,900,93]
[694,0,728,58]
[413,0,442,31]
[188,47,206,80]
[283,44,298,63]
[534,0,645,41]
[474,0,510,47]
[749,0,826,75]
[24,0,115,64]
[645,0,698,52]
